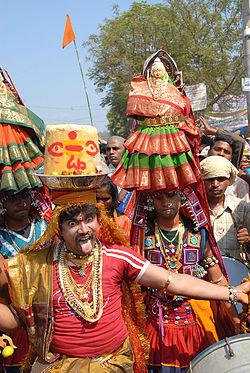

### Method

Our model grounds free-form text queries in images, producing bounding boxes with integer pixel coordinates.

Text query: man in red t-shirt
[0,200,249,373]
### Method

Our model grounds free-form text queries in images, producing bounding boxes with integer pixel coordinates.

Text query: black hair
[58,204,97,227]
[3,188,31,201]
[97,177,118,214]
[200,134,212,147]
[210,134,236,153]
[99,143,107,154]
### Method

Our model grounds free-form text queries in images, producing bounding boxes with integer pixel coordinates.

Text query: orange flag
[62,15,76,48]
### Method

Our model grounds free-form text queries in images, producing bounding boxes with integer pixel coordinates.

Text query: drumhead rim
[187,334,250,369]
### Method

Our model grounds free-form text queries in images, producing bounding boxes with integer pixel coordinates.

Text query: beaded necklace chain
[66,253,93,277]
[158,227,179,249]
[57,240,103,323]
[66,263,94,299]
[155,221,185,272]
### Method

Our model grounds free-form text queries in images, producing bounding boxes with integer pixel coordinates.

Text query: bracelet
[200,255,219,269]
[164,274,173,289]
[227,286,238,305]
[210,274,223,284]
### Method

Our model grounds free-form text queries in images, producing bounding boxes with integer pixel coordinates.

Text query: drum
[186,334,250,372]
[222,256,249,313]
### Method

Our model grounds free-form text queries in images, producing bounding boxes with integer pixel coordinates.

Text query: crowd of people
[0,50,250,373]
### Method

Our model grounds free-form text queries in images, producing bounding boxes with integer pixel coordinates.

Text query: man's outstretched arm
[139,263,250,304]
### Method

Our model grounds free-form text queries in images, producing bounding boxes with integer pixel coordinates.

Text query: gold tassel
[121,281,149,373]
[20,344,37,373]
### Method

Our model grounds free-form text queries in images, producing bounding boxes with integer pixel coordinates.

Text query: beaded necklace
[57,240,103,323]
[158,227,179,249]
[155,221,185,272]
[66,253,93,277]
[65,264,94,300]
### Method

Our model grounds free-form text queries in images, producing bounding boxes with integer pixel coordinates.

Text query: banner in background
[185,83,207,111]
[206,109,248,134]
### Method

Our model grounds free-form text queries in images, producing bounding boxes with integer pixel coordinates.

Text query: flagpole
[73,40,94,126]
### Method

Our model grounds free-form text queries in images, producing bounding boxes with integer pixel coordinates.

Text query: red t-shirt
[50,244,149,357]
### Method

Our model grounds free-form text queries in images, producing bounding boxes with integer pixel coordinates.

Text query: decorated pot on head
[38,124,108,191]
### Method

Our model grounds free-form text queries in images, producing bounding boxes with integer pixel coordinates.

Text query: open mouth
[77,233,92,245]
[77,233,93,254]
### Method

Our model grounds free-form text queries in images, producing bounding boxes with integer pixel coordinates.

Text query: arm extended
[139,263,249,304]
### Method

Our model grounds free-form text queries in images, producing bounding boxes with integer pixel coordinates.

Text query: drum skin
[222,256,249,313]
[186,334,250,372]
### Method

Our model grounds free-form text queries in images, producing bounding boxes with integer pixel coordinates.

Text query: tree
[84,0,242,136]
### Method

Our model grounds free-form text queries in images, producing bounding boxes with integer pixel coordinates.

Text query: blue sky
[1,0,161,132]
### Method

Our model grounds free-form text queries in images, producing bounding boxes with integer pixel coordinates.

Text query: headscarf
[200,155,238,185]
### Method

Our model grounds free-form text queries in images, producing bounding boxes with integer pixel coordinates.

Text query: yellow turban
[200,155,238,185]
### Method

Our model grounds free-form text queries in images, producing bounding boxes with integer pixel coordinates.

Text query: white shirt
[227,176,249,202]
[209,193,250,259]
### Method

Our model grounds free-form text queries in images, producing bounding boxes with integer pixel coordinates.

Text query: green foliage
[84,0,242,136]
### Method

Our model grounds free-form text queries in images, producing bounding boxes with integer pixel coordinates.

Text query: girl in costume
[0,67,45,193]
[0,67,52,259]
[0,189,49,259]
[96,177,132,242]
[112,50,238,372]
[0,68,52,373]
[132,190,238,372]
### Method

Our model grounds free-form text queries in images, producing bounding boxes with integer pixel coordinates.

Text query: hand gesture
[198,115,217,135]
[236,279,250,304]
[237,225,250,245]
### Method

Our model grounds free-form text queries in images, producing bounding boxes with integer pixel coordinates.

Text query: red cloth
[1,327,29,368]
[146,302,210,368]
[50,245,148,357]
[116,214,132,242]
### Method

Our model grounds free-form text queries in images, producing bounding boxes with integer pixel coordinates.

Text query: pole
[73,40,94,126]
[242,0,250,136]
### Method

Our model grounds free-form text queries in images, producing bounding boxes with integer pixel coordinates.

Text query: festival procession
[1,2,250,372]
